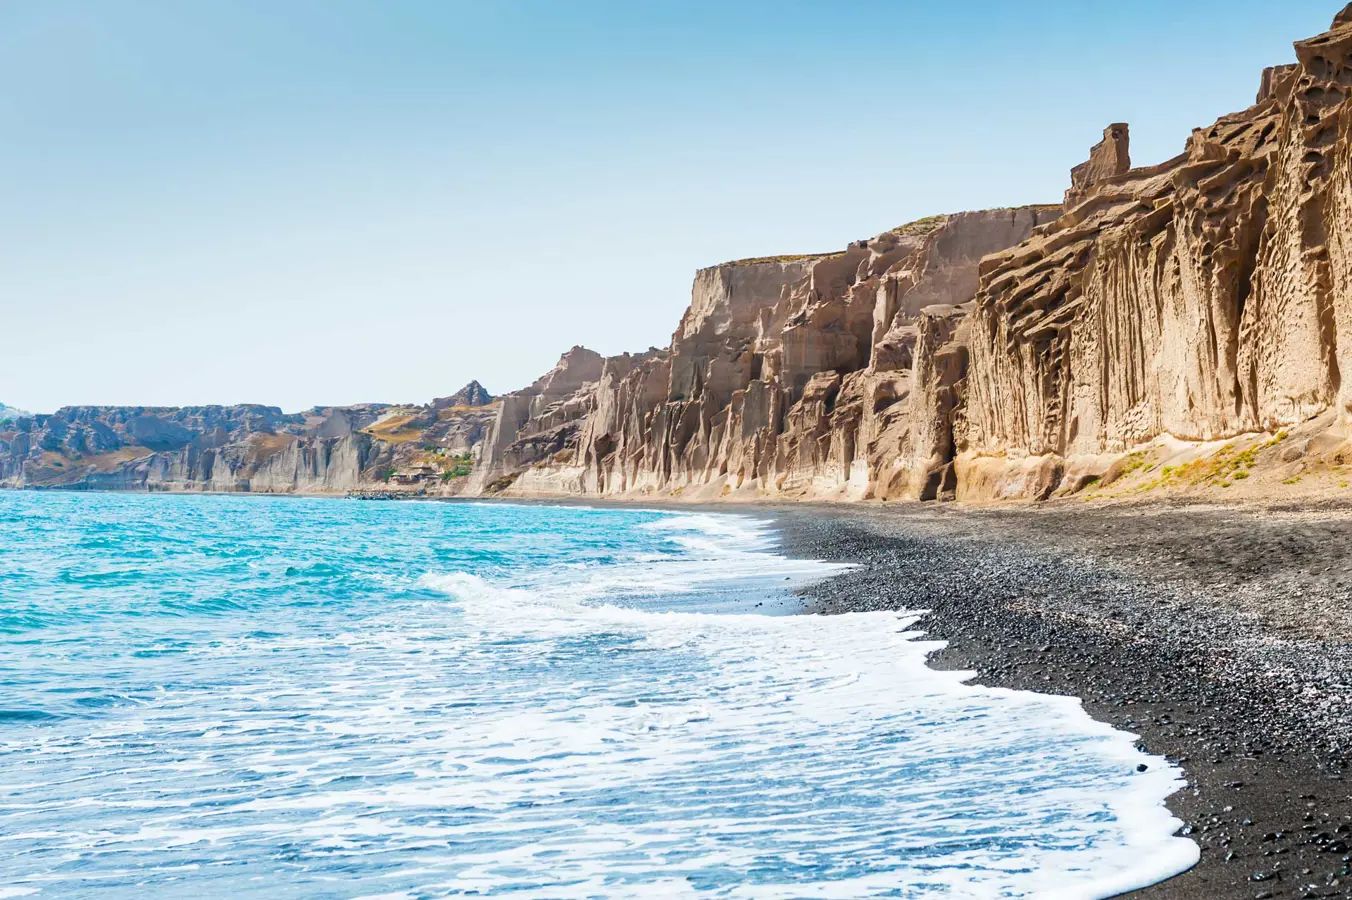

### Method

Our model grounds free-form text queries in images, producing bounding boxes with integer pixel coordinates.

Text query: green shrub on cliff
[440,453,474,480]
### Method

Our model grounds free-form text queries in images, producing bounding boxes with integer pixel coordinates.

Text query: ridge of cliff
[0,403,31,422]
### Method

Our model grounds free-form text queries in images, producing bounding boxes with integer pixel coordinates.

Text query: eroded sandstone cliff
[471,6,1352,505]
[473,208,1060,501]
[957,4,1352,499]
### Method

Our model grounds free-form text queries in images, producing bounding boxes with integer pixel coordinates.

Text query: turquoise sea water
[0,492,1197,898]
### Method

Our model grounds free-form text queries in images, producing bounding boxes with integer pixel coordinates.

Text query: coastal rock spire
[1063,123,1131,209]
[434,381,494,409]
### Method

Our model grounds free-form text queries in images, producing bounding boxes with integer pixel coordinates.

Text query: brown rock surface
[957,6,1352,500]
[474,208,1058,501]
[469,8,1352,507]
[1064,123,1131,209]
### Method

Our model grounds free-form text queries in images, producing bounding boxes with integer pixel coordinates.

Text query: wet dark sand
[764,500,1352,899]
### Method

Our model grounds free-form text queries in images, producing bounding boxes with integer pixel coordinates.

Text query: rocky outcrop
[956,4,1352,500]
[434,381,493,410]
[475,208,1059,501]
[1064,124,1131,209]
[467,346,610,494]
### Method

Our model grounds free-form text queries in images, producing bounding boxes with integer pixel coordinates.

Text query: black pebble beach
[765,500,1352,899]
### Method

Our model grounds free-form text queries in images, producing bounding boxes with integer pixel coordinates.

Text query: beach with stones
[764,499,1352,899]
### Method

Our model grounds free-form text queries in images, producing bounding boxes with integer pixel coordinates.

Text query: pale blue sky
[0,0,1340,412]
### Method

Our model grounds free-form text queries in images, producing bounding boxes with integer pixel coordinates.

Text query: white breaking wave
[457,509,853,608]
[408,513,1198,898]
[0,497,1197,899]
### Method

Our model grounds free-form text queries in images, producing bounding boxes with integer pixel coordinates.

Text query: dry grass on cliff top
[361,410,427,445]
[437,403,498,418]
[247,432,299,462]
[722,251,841,267]
[890,214,948,235]
[721,215,951,267]
[24,447,153,485]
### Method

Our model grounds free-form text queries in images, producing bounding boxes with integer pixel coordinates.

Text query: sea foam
[0,492,1197,898]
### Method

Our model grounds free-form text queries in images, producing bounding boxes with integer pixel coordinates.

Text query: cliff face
[476,208,1060,501]
[472,7,1352,505]
[956,6,1352,499]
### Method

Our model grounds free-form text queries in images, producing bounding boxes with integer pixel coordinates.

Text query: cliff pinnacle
[434,381,494,409]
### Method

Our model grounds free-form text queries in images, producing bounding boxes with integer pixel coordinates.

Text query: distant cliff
[0,403,30,423]
[0,389,498,494]
[10,7,1352,505]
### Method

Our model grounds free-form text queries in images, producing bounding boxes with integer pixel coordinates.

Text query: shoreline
[422,491,1352,896]
[762,500,1352,899]
[14,486,1352,895]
